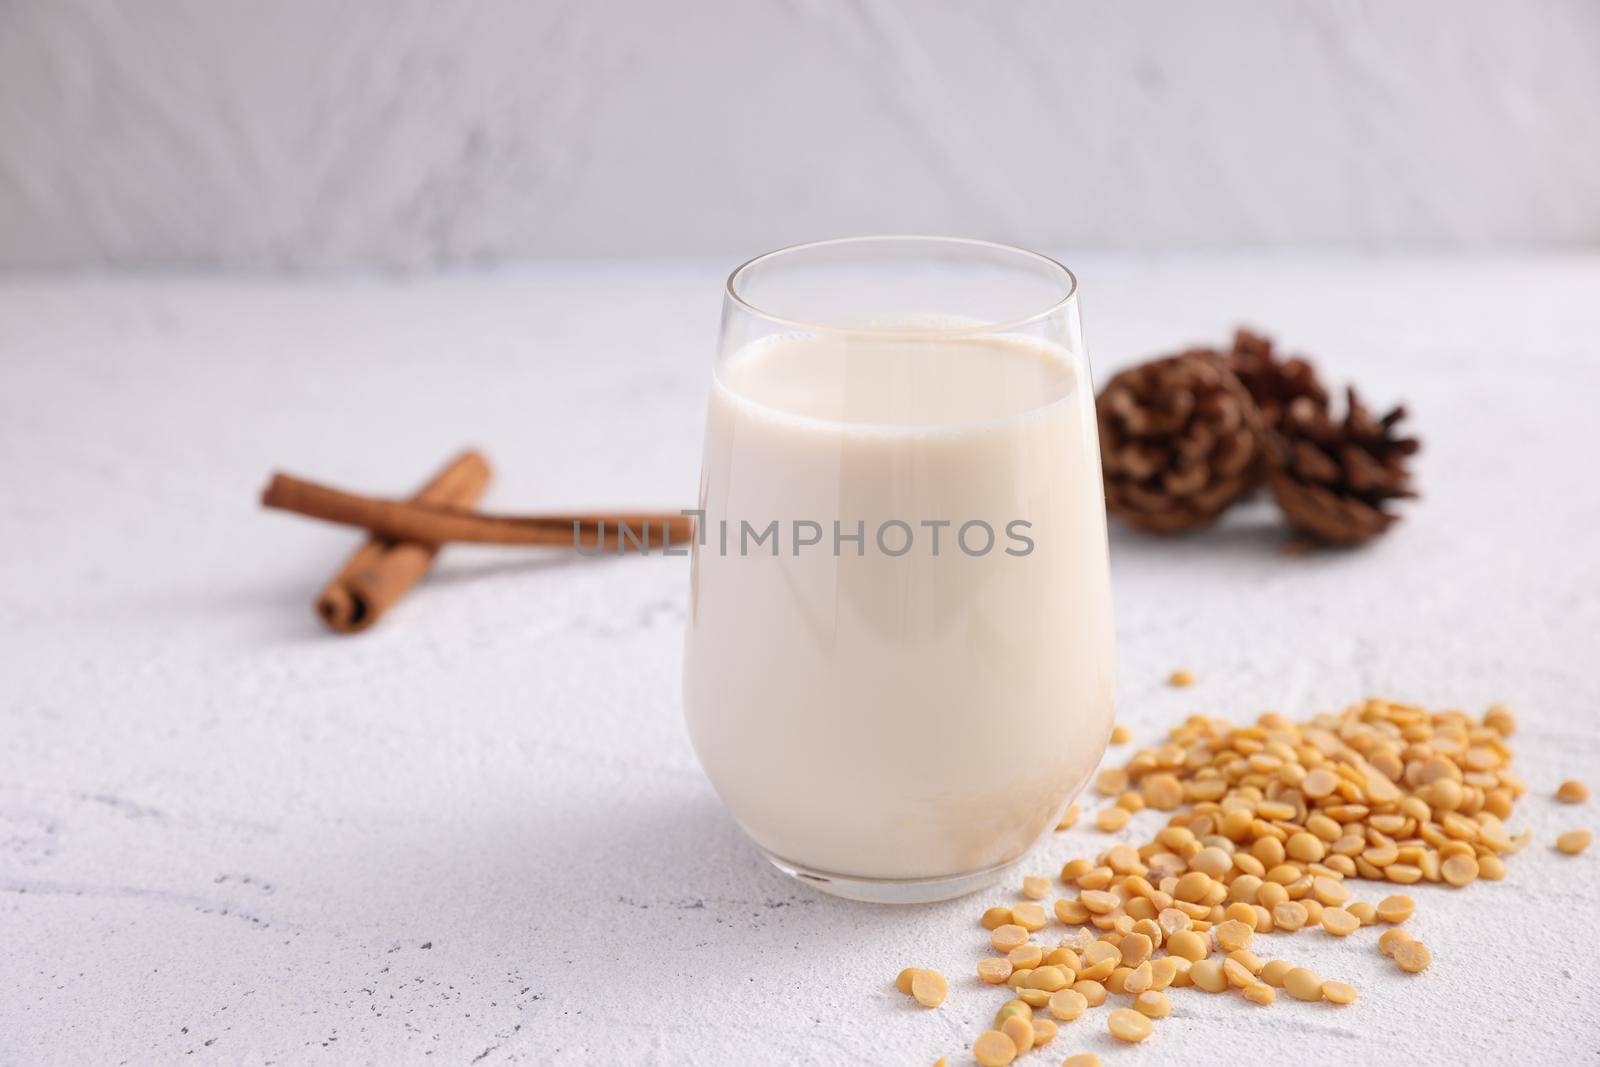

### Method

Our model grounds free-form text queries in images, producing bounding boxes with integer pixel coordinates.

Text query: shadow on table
[300,779,958,1002]
[1106,497,1295,564]
[424,549,625,588]
[211,545,636,644]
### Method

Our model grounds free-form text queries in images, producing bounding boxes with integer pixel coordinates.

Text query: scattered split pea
[990,924,1028,953]
[977,958,1012,985]
[1556,829,1591,855]
[1047,988,1087,1021]
[941,698,1539,1062]
[1284,967,1323,1002]
[1095,806,1131,832]
[1134,990,1172,1019]
[999,1014,1032,1056]
[1242,982,1276,1006]
[1108,1007,1155,1042]
[1393,940,1432,973]
[1322,980,1358,1005]
[971,1030,1015,1067]
[1376,895,1414,924]
[1320,908,1360,937]
[1378,928,1414,958]
[911,970,948,1008]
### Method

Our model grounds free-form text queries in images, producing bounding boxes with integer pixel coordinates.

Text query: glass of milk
[683,237,1114,903]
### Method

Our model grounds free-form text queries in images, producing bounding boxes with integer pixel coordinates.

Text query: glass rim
[724,235,1079,336]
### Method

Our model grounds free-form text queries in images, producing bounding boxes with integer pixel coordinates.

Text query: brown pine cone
[1227,328,1329,428]
[1268,388,1421,544]
[1097,353,1265,534]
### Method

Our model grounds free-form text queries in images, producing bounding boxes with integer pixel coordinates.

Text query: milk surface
[683,327,1114,880]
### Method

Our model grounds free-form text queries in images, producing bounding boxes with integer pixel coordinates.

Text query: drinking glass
[683,237,1114,903]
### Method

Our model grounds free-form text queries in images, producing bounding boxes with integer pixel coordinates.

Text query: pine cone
[1097,353,1265,534]
[1227,328,1329,428]
[1268,388,1421,544]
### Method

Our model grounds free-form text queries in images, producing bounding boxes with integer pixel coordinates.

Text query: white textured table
[3,257,1598,1066]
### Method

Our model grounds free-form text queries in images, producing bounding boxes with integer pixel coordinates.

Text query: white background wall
[3,0,1598,271]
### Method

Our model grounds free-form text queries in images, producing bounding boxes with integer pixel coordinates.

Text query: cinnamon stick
[262,472,694,549]
[316,451,491,633]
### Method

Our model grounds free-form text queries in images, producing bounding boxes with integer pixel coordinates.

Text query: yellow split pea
[1484,703,1516,735]
[1108,1007,1154,1043]
[1557,829,1592,855]
[1556,780,1588,804]
[1242,982,1276,1006]
[1284,967,1323,1002]
[1393,940,1432,973]
[1214,919,1253,952]
[972,1030,1016,1067]
[955,695,1532,1061]
[1048,988,1088,1021]
[1190,960,1227,993]
[999,1015,1033,1056]
[1024,966,1070,993]
[1376,895,1414,924]
[1320,908,1360,937]
[1096,806,1131,832]
[1166,930,1209,962]
[1322,980,1358,1005]
[910,969,948,1008]
[1378,928,1414,958]
[977,958,1012,985]
[1441,853,1480,886]
[1142,773,1185,811]
[1259,960,1293,987]
[990,924,1029,953]
[994,1000,1030,1028]
[1222,957,1256,988]
[1134,990,1172,1019]
[1094,768,1128,796]
[1007,943,1041,970]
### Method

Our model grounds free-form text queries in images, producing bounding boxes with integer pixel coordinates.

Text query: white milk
[683,326,1114,882]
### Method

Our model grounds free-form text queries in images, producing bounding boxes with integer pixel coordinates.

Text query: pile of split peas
[894,689,1592,1067]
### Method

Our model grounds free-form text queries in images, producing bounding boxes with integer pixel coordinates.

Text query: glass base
[759,847,1018,904]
